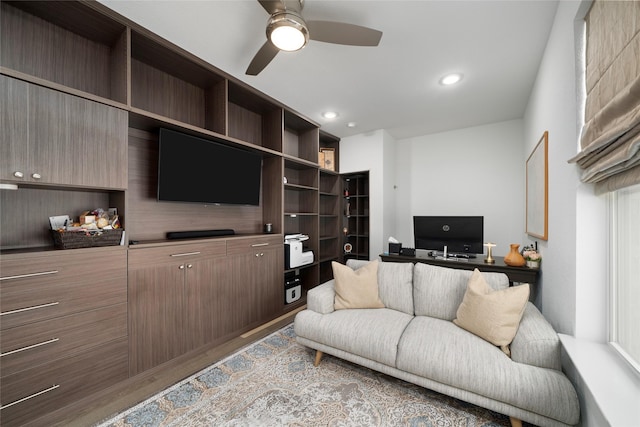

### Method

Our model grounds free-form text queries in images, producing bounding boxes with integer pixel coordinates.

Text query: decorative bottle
[504,244,526,267]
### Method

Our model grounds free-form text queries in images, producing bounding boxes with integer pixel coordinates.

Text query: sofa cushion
[510,303,562,370]
[413,263,509,320]
[396,316,580,424]
[307,280,337,314]
[453,269,530,355]
[294,308,414,367]
[333,260,385,310]
[347,259,414,315]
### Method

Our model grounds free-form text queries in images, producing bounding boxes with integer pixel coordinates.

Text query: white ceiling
[98,0,559,140]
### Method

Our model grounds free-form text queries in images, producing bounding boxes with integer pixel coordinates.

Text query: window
[610,183,640,372]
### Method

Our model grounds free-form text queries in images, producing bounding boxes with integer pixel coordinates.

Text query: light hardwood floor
[34,308,303,427]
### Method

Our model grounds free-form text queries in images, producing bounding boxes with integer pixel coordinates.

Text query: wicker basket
[51,229,124,249]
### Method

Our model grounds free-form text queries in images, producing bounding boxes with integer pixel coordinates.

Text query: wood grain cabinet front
[128,241,228,375]
[0,338,129,427]
[0,75,128,189]
[0,247,128,427]
[0,247,127,330]
[227,236,284,331]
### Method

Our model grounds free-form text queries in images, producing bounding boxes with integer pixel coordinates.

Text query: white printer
[284,234,314,268]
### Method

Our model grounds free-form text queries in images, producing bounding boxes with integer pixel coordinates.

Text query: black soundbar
[166,229,235,240]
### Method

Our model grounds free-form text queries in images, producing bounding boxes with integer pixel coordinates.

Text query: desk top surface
[379,253,539,283]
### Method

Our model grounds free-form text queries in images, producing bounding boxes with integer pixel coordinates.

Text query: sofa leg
[509,417,522,427]
[314,350,323,366]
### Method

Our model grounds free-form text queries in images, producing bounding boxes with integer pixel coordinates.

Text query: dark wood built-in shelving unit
[0,1,341,425]
[342,172,370,262]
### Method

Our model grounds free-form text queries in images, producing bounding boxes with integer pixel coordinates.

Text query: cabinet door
[128,262,185,376]
[257,246,284,320]
[28,84,128,188]
[227,243,284,331]
[0,76,29,182]
[184,256,229,351]
[0,76,127,188]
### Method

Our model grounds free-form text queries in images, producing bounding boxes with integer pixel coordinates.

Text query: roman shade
[569,0,640,194]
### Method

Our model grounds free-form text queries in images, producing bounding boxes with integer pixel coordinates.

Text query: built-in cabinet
[342,172,370,262]
[0,247,128,426]
[0,1,340,425]
[127,240,228,375]
[0,75,128,189]
[227,236,284,327]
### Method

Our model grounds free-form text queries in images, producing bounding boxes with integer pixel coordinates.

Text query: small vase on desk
[504,244,526,267]
[526,260,540,269]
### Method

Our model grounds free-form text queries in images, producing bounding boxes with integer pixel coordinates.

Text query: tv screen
[413,216,484,254]
[157,128,262,206]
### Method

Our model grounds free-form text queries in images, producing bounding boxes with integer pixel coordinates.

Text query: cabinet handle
[187,264,193,269]
[31,173,42,180]
[13,171,24,179]
[1,338,59,357]
[170,252,201,257]
[251,243,269,247]
[0,270,59,281]
[0,301,59,317]
[0,384,60,410]
[179,265,185,270]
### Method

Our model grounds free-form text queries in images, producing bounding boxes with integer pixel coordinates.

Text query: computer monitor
[413,216,484,255]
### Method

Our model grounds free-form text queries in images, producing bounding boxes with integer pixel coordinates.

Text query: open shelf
[228,82,282,151]
[130,30,227,134]
[319,131,340,172]
[283,110,319,163]
[1,1,128,104]
[342,172,369,261]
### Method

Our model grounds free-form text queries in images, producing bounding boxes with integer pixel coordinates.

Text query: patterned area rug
[97,325,511,426]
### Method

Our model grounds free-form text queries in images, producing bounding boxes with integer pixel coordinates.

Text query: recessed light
[439,73,463,86]
[322,111,339,119]
[346,122,357,128]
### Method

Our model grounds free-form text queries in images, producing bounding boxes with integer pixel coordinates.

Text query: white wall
[382,130,397,250]
[395,119,525,257]
[340,130,394,260]
[523,0,607,338]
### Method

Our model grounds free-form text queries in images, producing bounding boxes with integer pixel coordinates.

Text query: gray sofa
[294,260,579,427]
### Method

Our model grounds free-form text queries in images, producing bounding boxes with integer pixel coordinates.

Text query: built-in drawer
[128,240,227,269]
[0,247,127,330]
[226,235,283,256]
[1,303,127,377]
[0,337,129,427]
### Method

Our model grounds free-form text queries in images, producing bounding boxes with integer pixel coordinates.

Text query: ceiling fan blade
[246,41,280,76]
[258,0,285,15]
[307,20,382,46]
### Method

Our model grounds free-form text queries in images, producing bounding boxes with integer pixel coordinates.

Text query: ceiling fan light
[268,13,308,52]
[322,111,339,119]
[440,73,463,86]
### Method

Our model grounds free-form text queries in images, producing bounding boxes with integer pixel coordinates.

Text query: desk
[379,253,539,286]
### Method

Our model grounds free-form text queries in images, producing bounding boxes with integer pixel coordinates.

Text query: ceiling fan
[246,0,383,76]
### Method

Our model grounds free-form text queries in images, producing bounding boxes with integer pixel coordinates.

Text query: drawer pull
[170,252,201,257]
[1,338,59,357]
[251,243,269,247]
[0,301,59,317]
[0,270,59,281]
[0,384,60,410]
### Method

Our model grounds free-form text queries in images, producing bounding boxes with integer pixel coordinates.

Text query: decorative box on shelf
[319,148,335,171]
[51,229,124,249]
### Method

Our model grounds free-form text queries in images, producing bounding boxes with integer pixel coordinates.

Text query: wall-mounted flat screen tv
[157,128,262,206]
[413,216,484,254]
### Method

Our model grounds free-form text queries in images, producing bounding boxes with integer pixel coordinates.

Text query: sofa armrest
[510,303,562,370]
[306,280,336,314]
